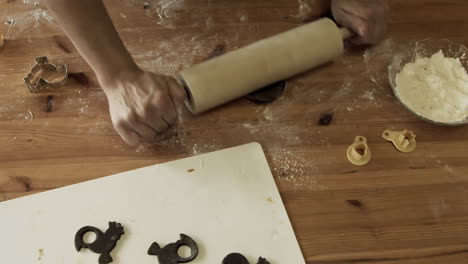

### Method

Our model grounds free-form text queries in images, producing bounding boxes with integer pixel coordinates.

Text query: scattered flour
[139,0,186,28]
[293,0,311,21]
[3,8,57,39]
[396,50,468,123]
[243,123,260,134]
[263,107,274,121]
[23,0,40,5]
[135,40,198,75]
[155,0,185,20]
[361,90,376,101]
[270,150,325,190]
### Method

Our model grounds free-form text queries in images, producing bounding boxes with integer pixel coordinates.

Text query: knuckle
[165,75,176,83]
[360,8,373,18]
[175,89,187,102]
[359,25,371,37]
[155,96,171,110]
[166,113,177,124]
[153,91,167,104]
[153,120,166,131]
[141,105,154,117]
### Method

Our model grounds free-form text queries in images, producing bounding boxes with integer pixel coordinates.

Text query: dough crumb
[395,50,468,123]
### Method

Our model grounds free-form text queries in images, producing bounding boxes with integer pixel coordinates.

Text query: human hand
[331,0,389,45]
[100,70,187,145]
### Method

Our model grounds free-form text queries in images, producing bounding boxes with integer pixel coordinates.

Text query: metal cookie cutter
[24,56,68,93]
[346,136,372,166]
[383,130,416,153]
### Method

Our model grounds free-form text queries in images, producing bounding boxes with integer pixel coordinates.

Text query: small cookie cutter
[24,56,68,93]
[346,136,372,166]
[383,130,416,153]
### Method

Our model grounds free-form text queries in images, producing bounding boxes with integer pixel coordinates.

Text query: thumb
[333,7,366,39]
[167,77,188,111]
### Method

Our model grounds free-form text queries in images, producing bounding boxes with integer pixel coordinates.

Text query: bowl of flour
[389,39,468,125]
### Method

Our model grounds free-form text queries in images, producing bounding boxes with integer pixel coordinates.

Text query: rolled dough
[395,50,468,123]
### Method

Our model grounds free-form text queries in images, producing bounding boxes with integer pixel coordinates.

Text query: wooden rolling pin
[179,18,352,114]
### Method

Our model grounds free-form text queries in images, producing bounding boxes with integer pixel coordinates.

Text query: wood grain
[1,0,468,263]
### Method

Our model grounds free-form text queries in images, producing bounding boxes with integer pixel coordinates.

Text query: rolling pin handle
[340,27,354,40]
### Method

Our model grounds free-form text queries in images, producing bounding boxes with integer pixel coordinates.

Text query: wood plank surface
[1,0,468,263]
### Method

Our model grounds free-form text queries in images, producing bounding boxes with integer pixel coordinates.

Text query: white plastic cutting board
[0,143,305,264]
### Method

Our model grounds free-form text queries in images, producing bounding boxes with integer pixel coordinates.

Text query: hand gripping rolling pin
[179,18,352,114]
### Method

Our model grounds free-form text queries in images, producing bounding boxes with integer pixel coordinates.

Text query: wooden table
[1,0,468,263]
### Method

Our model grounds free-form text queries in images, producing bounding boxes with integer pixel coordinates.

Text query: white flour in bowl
[395,50,468,123]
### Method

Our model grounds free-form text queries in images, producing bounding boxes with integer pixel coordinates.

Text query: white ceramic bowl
[388,39,468,126]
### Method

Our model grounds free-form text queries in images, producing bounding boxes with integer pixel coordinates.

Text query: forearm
[42,0,138,83]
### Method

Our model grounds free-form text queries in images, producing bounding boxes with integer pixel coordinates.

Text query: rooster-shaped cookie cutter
[24,56,68,93]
